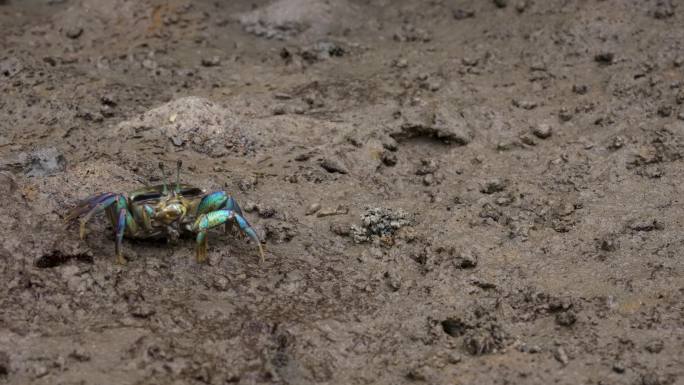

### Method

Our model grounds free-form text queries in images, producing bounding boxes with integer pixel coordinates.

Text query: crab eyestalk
[175,160,183,194]
[158,162,169,195]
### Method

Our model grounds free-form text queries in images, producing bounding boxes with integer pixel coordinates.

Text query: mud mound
[113,96,254,157]
[238,0,362,41]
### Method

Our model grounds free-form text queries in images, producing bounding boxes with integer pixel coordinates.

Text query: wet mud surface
[1,0,683,384]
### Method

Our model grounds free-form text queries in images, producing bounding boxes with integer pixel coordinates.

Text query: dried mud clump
[350,207,413,243]
[0,147,66,177]
[390,106,473,145]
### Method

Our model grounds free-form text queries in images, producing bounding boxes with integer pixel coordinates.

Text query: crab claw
[193,209,265,263]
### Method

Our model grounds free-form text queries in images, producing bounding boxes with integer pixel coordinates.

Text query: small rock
[294,153,312,161]
[271,104,286,115]
[645,339,664,354]
[613,362,626,374]
[317,205,349,217]
[213,276,229,291]
[100,94,117,106]
[381,136,398,151]
[257,206,277,218]
[608,136,625,150]
[201,56,221,67]
[630,219,661,232]
[33,364,48,379]
[594,52,615,64]
[519,134,536,146]
[515,1,527,12]
[532,123,552,139]
[512,99,537,110]
[600,238,617,252]
[130,303,155,318]
[555,310,577,327]
[416,158,438,175]
[493,0,508,8]
[384,271,401,291]
[480,178,507,194]
[394,58,409,68]
[558,107,573,121]
[447,352,462,364]
[330,222,351,236]
[554,347,569,365]
[572,84,589,95]
[453,250,478,269]
[69,348,91,362]
[320,158,348,174]
[65,26,83,39]
[406,366,428,381]
[305,203,321,215]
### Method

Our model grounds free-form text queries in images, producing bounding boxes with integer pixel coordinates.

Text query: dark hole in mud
[441,318,468,337]
[35,250,93,268]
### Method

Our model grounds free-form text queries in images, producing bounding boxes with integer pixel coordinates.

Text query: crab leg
[65,192,116,223]
[115,208,127,265]
[71,194,119,240]
[192,209,264,264]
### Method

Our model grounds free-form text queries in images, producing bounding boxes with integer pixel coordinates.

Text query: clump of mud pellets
[350,207,413,243]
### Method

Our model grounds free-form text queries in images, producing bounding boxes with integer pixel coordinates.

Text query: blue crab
[66,161,264,264]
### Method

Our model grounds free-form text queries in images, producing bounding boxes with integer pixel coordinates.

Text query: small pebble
[65,26,83,39]
[69,348,91,362]
[480,178,508,194]
[201,56,221,67]
[555,310,577,327]
[554,347,569,365]
[213,276,229,291]
[330,222,351,236]
[532,123,552,139]
[609,136,625,150]
[645,340,664,354]
[320,158,348,174]
[305,203,321,216]
[572,84,589,95]
[558,107,573,121]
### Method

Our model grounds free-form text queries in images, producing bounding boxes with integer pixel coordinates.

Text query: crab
[66,160,264,265]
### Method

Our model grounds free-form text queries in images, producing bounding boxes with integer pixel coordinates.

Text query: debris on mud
[350,207,413,243]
